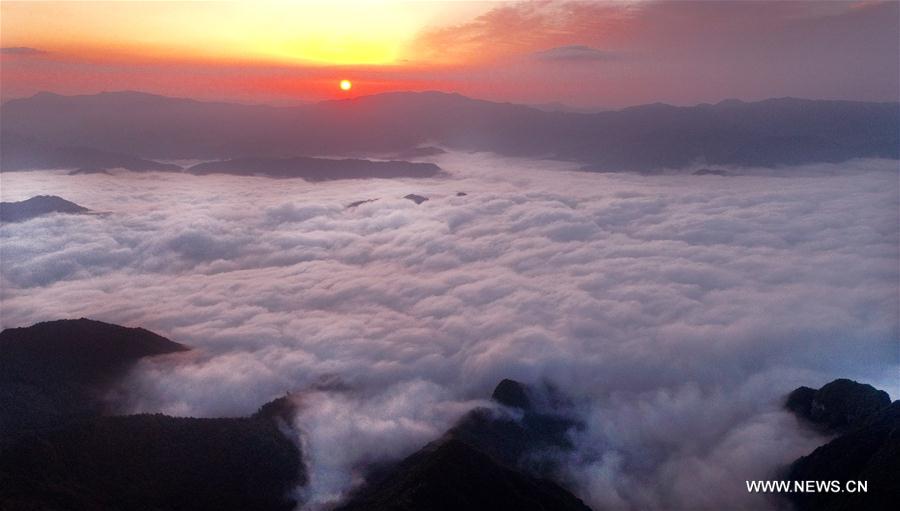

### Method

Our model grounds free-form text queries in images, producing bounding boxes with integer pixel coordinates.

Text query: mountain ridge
[3,90,897,172]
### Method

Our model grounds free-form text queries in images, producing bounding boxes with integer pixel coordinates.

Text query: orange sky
[1,1,898,107]
[0,1,496,65]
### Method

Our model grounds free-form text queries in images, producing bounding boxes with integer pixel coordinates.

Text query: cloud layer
[1,153,897,509]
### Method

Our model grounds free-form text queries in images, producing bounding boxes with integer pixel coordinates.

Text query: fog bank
[1,153,897,509]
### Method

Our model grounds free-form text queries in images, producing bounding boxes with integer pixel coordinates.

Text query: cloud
[408,2,633,65]
[532,45,618,62]
[0,46,46,56]
[1,153,898,509]
[411,1,891,63]
[405,0,899,105]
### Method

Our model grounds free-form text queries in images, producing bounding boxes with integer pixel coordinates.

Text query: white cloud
[1,153,897,509]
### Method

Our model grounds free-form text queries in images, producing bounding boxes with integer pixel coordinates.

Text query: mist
[1,152,897,510]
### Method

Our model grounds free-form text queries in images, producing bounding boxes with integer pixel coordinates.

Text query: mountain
[784,380,898,511]
[0,413,303,511]
[0,91,291,161]
[0,318,188,436]
[0,318,305,511]
[187,156,441,180]
[447,379,578,475]
[785,378,892,433]
[336,379,589,511]
[1,195,89,222]
[2,90,897,172]
[335,438,591,511]
[1,130,182,172]
[403,194,429,204]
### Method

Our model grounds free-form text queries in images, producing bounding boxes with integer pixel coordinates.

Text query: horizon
[1,2,899,511]
[5,87,900,112]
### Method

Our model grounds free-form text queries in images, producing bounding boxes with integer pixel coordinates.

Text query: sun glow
[0,1,491,67]
[340,79,352,91]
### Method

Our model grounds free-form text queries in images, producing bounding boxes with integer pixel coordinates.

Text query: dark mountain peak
[785,386,817,416]
[403,193,429,204]
[785,399,899,511]
[447,379,578,476]
[0,318,187,381]
[1,413,304,511]
[346,198,379,209]
[1,318,306,510]
[253,394,298,423]
[336,437,592,511]
[0,318,188,437]
[9,194,85,210]
[1,195,89,222]
[339,378,585,510]
[1,316,184,348]
[492,379,532,410]
[786,378,892,434]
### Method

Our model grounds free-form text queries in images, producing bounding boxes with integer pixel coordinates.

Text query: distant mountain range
[2,90,897,173]
[0,131,182,173]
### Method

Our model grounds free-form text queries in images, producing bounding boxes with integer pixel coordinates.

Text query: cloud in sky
[409,0,899,105]
[1,153,898,509]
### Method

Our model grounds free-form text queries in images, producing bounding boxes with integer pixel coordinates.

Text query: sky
[1,0,898,107]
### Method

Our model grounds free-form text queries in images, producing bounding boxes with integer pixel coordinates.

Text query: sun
[340,79,352,91]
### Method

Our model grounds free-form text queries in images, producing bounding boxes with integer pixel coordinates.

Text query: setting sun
[340,80,352,91]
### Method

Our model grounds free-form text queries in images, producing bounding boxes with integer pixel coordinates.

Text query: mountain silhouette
[0,413,303,511]
[784,380,898,511]
[786,378,892,433]
[0,319,304,511]
[337,379,588,510]
[335,438,591,511]
[0,318,188,436]
[1,195,89,223]
[3,90,897,172]
[1,130,181,172]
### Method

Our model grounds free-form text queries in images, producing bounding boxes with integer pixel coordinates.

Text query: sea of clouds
[1,152,897,510]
